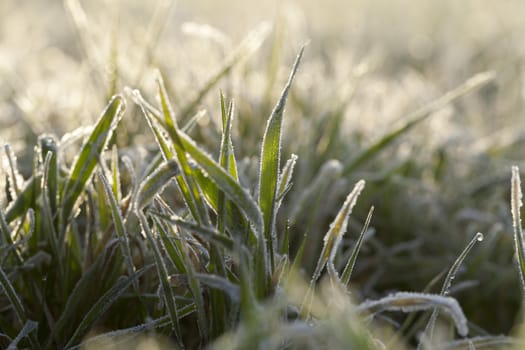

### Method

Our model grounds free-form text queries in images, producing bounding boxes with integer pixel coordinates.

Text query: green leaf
[258,46,304,273]
[60,95,125,230]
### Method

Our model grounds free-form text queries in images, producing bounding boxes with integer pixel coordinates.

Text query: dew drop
[475,232,484,242]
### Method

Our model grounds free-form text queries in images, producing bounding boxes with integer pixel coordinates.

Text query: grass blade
[341,206,374,286]
[343,71,496,175]
[63,267,149,349]
[0,266,40,349]
[310,180,366,284]
[7,320,38,350]
[96,171,136,287]
[258,47,304,273]
[137,212,182,345]
[357,292,468,337]
[157,73,210,226]
[60,95,125,229]
[511,166,525,294]
[135,159,179,211]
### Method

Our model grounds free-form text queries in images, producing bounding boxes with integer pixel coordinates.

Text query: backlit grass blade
[343,71,496,175]
[0,266,40,349]
[511,166,525,294]
[96,171,136,286]
[311,180,366,284]
[7,320,38,350]
[276,153,298,205]
[63,267,149,349]
[356,292,468,337]
[341,206,374,286]
[2,144,23,198]
[60,95,125,229]
[157,73,210,226]
[5,175,41,223]
[137,212,182,345]
[420,232,484,348]
[178,130,264,239]
[39,136,59,218]
[258,47,304,273]
[177,22,271,121]
[135,159,179,210]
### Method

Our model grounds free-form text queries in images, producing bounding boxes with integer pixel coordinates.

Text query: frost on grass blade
[60,95,125,228]
[420,231,484,346]
[258,46,304,272]
[135,159,180,210]
[357,292,468,337]
[511,166,525,294]
[311,179,366,284]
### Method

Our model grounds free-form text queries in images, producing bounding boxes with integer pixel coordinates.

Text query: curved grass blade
[511,166,525,294]
[96,171,136,289]
[177,22,271,121]
[2,144,23,199]
[356,292,468,337]
[341,206,374,286]
[137,212,182,345]
[0,266,40,349]
[135,159,179,210]
[60,95,125,229]
[7,320,38,350]
[63,267,149,349]
[157,73,210,226]
[276,153,298,206]
[5,175,41,223]
[259,47,304,273]
[343,71,496,175]
[419,232,484,347]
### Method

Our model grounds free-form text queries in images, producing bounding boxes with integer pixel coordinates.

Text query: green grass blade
[6,320,38,350]
[177,22,271,121]
[96,171,136,288]
[2,144,23,199]
[137,212,182,345]
[511,166,525,294]
[356,292,468,337]
[157,73,210,226]
[135,159,179,210]
[311,180,366,284]
[343,71,496,175]
[420,232,484,347]
[258,47,304,273]
[276,153,298,205]
[5,175,41,223]
[63,267,148,349]
[341,206,374,286]
[60,95,125,229]
[0,266,40,349]
[39,136,59,220]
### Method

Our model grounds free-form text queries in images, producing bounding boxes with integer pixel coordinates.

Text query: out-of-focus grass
[2,0,525,348]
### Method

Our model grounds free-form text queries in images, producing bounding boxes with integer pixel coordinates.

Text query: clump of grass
[2,39,522,350]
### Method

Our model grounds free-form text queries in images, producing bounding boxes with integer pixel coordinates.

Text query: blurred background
[2,0,525,337]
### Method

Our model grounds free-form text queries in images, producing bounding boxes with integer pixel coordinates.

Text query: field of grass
[2,0,525,349]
